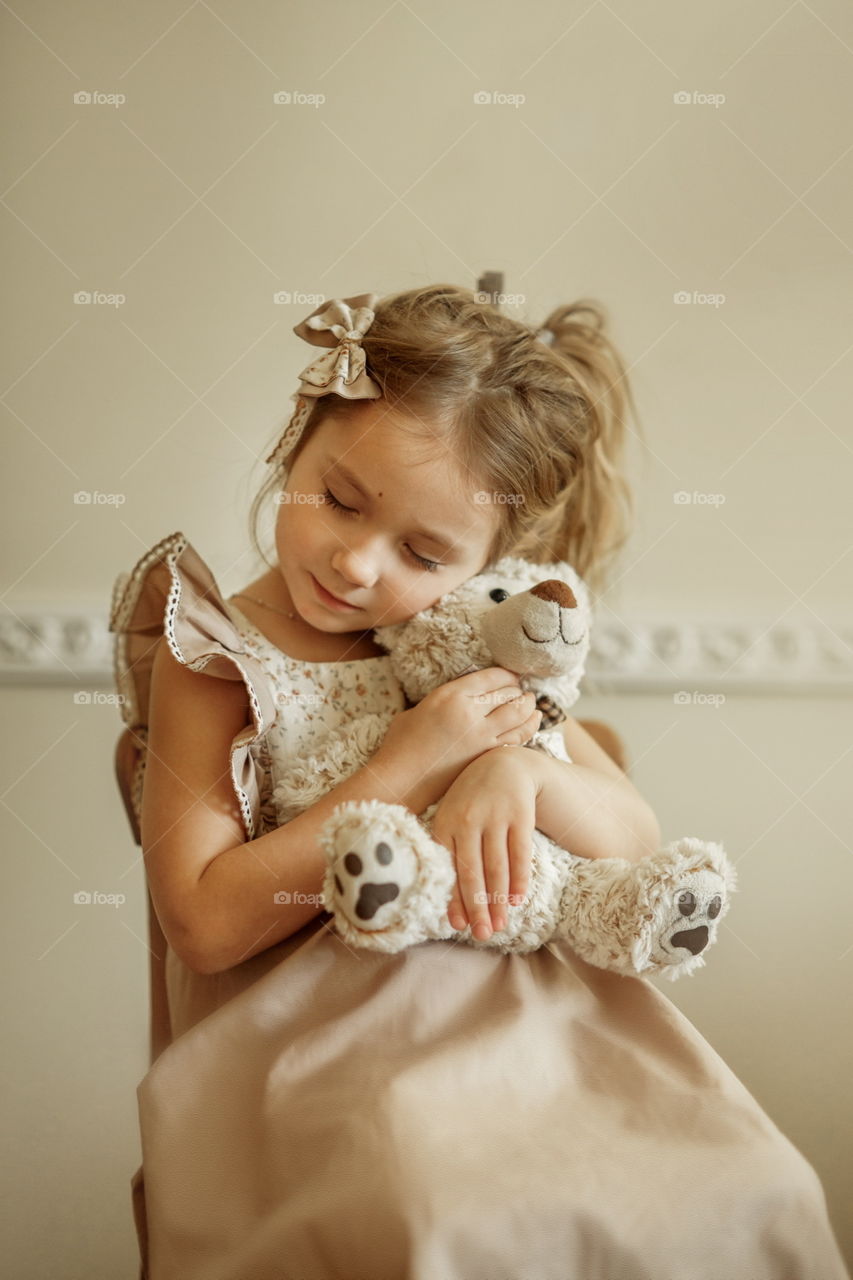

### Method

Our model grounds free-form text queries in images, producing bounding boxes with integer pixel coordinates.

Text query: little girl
[111,286,848,1280]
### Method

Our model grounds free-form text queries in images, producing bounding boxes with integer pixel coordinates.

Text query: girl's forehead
[318,414,477,493]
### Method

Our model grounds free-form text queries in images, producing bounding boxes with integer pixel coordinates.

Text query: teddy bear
[271,556,736,981]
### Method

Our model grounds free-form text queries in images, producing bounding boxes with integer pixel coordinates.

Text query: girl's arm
[530,714,662,862]
[526,753,662,862]
[142,638,441,977]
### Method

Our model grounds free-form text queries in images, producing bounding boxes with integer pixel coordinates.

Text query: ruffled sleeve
[108,530,278,843]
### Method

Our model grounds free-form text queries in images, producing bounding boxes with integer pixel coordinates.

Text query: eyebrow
[323,457,461,554]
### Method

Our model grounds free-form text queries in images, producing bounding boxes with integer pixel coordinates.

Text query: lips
[311,574,359,610]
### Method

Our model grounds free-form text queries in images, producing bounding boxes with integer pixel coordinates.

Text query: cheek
[276,486,319,547]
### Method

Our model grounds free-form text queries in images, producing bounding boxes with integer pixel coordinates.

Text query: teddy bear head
[372,556,593,723]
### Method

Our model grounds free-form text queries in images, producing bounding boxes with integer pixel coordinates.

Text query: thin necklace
[231,592,297,621]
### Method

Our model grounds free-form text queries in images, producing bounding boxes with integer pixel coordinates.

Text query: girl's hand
[374,668,542,812]
[430,746,543,941]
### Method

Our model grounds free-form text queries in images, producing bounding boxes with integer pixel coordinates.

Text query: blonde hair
[250,283,643,597]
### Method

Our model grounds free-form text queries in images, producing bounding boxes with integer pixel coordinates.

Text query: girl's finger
[507,821,534,904]
[482,825,510,933]
[454,831,491,941]
[447,875,467,932]
[434,824,467,931]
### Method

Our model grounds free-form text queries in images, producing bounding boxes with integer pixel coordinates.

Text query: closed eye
[321,487,442,572]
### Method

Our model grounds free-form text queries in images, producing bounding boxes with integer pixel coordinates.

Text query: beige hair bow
[266,292,382,471]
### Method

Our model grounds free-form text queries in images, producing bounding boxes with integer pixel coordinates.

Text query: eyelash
[322,487,441,572]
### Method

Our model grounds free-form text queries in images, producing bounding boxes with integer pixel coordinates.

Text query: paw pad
[334,842,399,921]
[331,834,418,932]
[661,876,725,960]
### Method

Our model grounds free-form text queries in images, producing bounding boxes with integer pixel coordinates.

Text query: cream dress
[109,531,849,1280]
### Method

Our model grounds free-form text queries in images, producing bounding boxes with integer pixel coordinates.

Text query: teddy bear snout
[479,574,588,679]
[523,579,586,649]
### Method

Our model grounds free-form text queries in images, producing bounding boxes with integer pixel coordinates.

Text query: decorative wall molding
[582,616,853,695]
[1,607,852,695]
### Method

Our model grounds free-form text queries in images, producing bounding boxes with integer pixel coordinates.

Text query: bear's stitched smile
[522,623,586,646]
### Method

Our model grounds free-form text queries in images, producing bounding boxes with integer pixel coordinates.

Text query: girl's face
[273,402,499,634]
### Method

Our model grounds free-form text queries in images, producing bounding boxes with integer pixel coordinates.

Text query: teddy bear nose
[530,580,577,610]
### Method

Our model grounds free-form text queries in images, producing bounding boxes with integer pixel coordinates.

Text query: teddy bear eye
[677,892,696,917]
[489,588,510,602]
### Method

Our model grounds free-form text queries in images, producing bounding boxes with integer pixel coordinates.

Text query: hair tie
[266,292,382,473]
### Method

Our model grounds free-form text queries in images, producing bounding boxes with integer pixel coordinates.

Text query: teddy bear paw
[331,831,418,934]
[635,840,735,980]
[657,870,725,961]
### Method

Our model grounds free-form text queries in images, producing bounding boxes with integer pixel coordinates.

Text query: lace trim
[110,530,275,843]
[253,734,279,838]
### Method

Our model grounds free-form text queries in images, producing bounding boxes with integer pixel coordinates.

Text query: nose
[530,579,577,609]
[331,545,380,589]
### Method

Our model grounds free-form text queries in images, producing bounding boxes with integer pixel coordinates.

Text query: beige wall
[2,1,851,1274]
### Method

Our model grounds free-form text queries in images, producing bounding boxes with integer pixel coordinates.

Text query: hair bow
[266,292,382,471]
